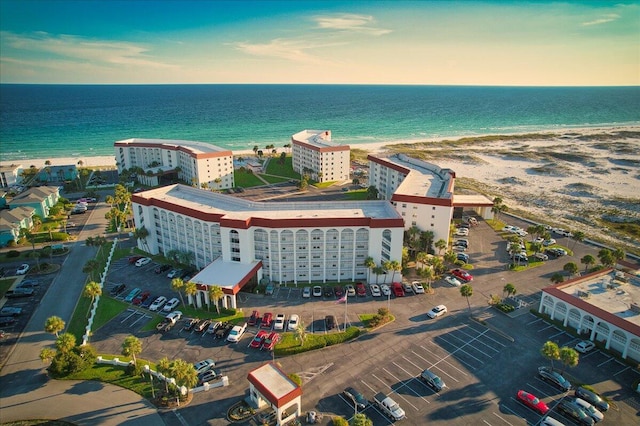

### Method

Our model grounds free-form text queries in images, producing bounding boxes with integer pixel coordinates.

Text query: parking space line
[401,354,426,373]
[389,364,431,404]
[452,329,500,355]
[482,420,492,426]
[360,379,377,394]
[415,347,470,375]
[547,330,567,340]
[464,324,508,348]
[492,410,515,426]
[376,371,421,412]
[438,335,486,364]
[130,312,150,327]
[614,366,631,377]
[537,325,556,332]
[597,357,615,367]
[530,378,563,398]
[121,309,138,323]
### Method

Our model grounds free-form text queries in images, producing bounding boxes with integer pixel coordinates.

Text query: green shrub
[50,232,69,241]
[332,417,349,426]
[6,250,20,258]
[496,303,515,313]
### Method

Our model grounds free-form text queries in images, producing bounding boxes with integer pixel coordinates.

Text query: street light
[144,364,155,399]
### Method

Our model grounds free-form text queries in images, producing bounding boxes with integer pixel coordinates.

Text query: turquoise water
[1,84,638,162]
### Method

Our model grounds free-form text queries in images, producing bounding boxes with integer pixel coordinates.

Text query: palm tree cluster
[156,356,198,397]
[491,197,508,221]
[540,340,579,374]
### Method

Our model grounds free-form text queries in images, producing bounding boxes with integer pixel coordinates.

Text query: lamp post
[387,289,390,311]
[144,365,155,399]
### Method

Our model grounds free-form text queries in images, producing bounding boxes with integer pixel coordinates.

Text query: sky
[0,1,638,86]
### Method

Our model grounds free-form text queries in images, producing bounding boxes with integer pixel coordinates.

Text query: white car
[412,282,425,294]
[193,358,216,375]
[543,239,556,246]
[574,340,596,354]
[455,229,469,237]
[380,284,391,296]
[287,314,300,331]
[574,397,604,423]
[273,314,286,331]
[370,284,381,297]
[533,253,549,261]
[162,297,180,312]
[445,276,462,287]
[312,286,322,297]
[226,323,247,342]
[166,268,181,278]
[135,257,152,267]
[427,305,448,319]
[16,264,30,275]
[302,286,311,298]
[149,296,167,311]
[345,285,356,297]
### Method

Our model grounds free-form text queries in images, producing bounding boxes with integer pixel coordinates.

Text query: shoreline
[2,125,639,169]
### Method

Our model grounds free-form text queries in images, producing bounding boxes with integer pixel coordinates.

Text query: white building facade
[368,154,455,246]
[115,138,234,190]
[132,184,405,285]
[291,130,350,183]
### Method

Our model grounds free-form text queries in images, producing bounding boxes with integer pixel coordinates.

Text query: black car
[0,316,17,326]
[6,288,34,298]
[334,286,344,298]
[154,264,171,274]
[325,315,337,330]
[110,283,126,296]
[420,369,446,392]
[140,295,155,309]
[557,398,594,426]
[575,387,609,412]
[343,387,367,410]
[538,366,571,391]
[323,287,334,298]
[184,318,199,332]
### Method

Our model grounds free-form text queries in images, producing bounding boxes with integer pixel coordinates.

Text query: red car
[250,330,269,348]
[392,282,405,297]
[261,331,280,351]
[516,390,549,414]
[248,310,260,326]
[451,269,473,282]
[356,282,367,296]
[260,312,273,329]
[132,291,151,305]
[128,255,143,264]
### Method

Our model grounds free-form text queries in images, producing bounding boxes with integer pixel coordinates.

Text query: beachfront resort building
[291,130,350,183]
[114,138,234,190]
[539,265,640,363]
[0,206,35,247]
[9,186,60,219]
[131,184,404,308]
[0,164,22,189]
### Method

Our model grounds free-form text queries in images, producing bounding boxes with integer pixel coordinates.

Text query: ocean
[1,84,639,163]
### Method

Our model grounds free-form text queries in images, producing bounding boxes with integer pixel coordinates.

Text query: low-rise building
[0,164,22,189]
[247,363,302,426]
[9,186,60,218]
[0,206,35,246]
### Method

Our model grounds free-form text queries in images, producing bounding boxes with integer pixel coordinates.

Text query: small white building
[247,363,302,426]
[291,130,350,183]
[539,265,640,363]
[115,138,234,190]
[0,164,23,189]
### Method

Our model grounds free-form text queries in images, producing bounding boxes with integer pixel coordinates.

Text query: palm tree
[184,281,197,306]
[550,273,564,284]
[207,285,224,313]
[503,283,516,300]
[294,321,307,346]
[460,284,473,314]
[364,257,375,283]
[563,262,579,277]
[612,248,625,263]
[45,315,65,337]
[415,251,429,269]
[541,341,560,369]
[418,267,434,292]
[170,358,198,391]
[82,259,100,281]
[39,347,56,365]
[598,248,615,267]
[134,226,150,252]
[29,250,41,271]
[55,332,76,354]
[171,278,185,306]
[253,145,259,156]
[420,230,435,254]
[382,261,391,283]
[121,335,142,366]
[571,231,585,250]
[372,266,385,284]
[558,346,579,375]
[529,241,542,255]
[366,185,379,200]
[580,254,596,272]
[351,413,373,426]
[491,197,508,221]
[157,357,171,393]
[83,281,102,317]
[434,239,447,255]
[388,260,401,283]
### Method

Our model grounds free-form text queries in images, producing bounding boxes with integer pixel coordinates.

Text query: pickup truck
[373,392,406,421]
[156,311,182,332]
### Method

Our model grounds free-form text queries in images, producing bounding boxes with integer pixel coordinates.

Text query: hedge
[274,326,360,356]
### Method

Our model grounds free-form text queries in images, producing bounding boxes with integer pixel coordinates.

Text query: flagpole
[344,290,348,332]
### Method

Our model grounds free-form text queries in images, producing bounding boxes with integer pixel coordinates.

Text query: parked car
[215,322,233,339]
[574,387,609,412]
[248,310,260,326]
[342,387,368,410]
[140,294,155,309]
[6,288,34,298]
[149,296,167,311]
[546,248,567,257]
[124,288,142,303]
[575,340,596,354]
[0,306,23,316]
[261,312,273,329]
[312,286,322,297]
[302,286,311,298]
[402,281,413,294]
[128,256,143,264]
[0,316,17,327]
[323,287,333,297]
[392,282,405,297]
[574,397,604,423]
[325,315,337,330]
[370,284,381,297]
[427,305,447,319]
[261,331,280,351]
[265,283,275,295]
[184,318,199,332]
[17,279,40,288]
[356,282,367,296]
[380,284,391,296]
[193,358,216,375]
[454,239,469,247]
[512,253,529,263]
[538,366,571,391]
[516,390,549,414]
[250,330,269,348]
[154,264,171,274]
[206,320,223,334]
[227,323,248,342]
[132,291,151,305]
[445,276,462,287]
[557,398,594,426]
[195,319,211,333]
[16,264,29,275]
[345,284,356,297]
[162,297,180,312]
[455,228,469,237]
[198,369,222,385]
[533,253,549,261]
[543,238,557,246]
[135,257,151,267]
[287,314,300,331]
[451,269,473,282]
[420,369,446,392]
[412,281,425,294]
[333,286,344,298]
[273,314,286,331]
[166,268,181,278]
[110,283,126,296]
[456,253,470,263]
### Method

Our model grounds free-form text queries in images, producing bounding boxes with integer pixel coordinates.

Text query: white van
[540,417,565,426]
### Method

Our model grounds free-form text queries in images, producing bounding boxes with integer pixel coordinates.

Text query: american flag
[336,294,347,304]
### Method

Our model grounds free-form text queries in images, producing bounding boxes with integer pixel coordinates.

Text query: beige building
[291,130,350,183]
[115,138,234,190]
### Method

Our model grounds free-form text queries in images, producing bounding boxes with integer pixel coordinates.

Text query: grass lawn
[344,190,368,200]
[67,296,92,341]
[92,297,129,331]
[234,170,266,187]
[313,181,336,189]
[265,156,300,179]
[0,278,16,298]
[258,174,289,184]
[66,358,156,399]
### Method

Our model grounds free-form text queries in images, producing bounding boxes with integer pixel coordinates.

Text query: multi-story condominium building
[115,138,234,190]
[291,130,350,183]
[368,154,456,245]
[132,184,404,308]
[0,164,22,189]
